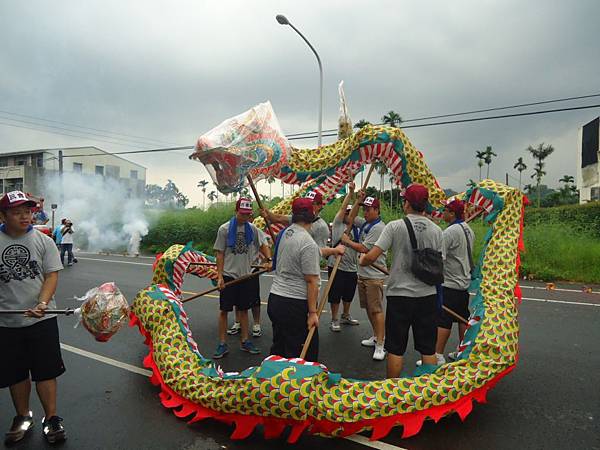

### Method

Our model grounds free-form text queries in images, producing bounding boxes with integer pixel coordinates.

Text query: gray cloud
[1,0,599,205]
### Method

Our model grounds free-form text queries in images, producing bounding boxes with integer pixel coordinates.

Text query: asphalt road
[1,253,599,450]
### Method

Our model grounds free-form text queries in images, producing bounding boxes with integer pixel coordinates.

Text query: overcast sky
[1,0,599,206]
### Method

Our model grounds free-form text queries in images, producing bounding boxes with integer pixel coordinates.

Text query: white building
[0,146,146,199]
[577,117,600,203]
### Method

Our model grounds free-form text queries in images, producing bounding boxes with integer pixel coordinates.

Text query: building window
[0,179,3,194]
[592,187,600,201]
[95,166,104,176]
[73,163,83,173]
[0,158,7,167]
[35,154,44,168]
[6,178,24,192]
[130,170,138,180]
[15,157,27,166]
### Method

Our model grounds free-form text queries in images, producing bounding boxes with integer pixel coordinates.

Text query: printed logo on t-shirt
[233,232,249,255]
[0,245,41,282]
[414,222,426,233]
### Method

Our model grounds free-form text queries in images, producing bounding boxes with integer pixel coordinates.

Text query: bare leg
[373,311,385,345]
[342,301,352,316]
[218,311,228,343]
[35,379,57,418]
[251,304,260,326]
[387,354,404,378]
[421,354,437,366]
[366,308,376,337]
[435,327,452,354]
[9,379,31,416]
[234,308,240,325]
[238,310,250,342]
[330,302,340,321]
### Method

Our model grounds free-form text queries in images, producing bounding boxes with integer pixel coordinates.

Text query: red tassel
[455,399,473,421]
[400,414,425,438]
[370,416,397,441]
[230,417,260,440]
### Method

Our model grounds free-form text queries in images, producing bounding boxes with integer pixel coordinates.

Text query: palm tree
[207,190,217,203]
[376,161,387,200]
[526,143,555,207]
[197,180,209,209]
[388,173,395,209]
[382,111,402,128]
[559,174,575,186]
[354,119,372,129]
[513,157,527,190]
[475,150,486,181]
[482,146,497,179]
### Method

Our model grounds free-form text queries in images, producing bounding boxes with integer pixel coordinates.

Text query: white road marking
[522,297,600,307]
[77,257,600,309]
[60,343,152,377]
[345,435,408,450]
[76,257,153,266]
[59,343,405,449]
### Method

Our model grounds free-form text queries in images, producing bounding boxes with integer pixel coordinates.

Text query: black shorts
[220,276,258,312]
[267,293,318,362]
[327,267,358,304]
[437,287,470,329]
[385,295,437,356]
[0,317,66,388]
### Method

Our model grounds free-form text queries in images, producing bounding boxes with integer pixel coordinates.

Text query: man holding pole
[327,182,360,331]
[0,191,66,444]
[341,195,387,361]
[436,198,474,362]
[360,184,443,377]
[268,198,345,361]
[261,190,329,250]
[213,198,271,359]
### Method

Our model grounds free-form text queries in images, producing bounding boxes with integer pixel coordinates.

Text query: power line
[54,102,600,157]
[0,109,178,147]
[287,103,600,141]
[285,92,600,137]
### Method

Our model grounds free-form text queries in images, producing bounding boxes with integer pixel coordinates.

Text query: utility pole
[58,150,64,204]
[505,172,509,186]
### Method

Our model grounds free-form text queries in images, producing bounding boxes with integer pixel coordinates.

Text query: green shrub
[525,201,600,235]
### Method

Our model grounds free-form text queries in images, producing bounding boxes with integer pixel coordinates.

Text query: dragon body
[130,114,524,442]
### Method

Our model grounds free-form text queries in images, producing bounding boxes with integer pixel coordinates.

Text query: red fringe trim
[129,312,516,442]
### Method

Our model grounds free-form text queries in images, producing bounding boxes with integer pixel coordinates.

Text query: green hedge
[524,201,600,234]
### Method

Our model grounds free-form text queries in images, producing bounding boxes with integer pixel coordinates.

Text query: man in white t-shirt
[268,198,345,361]
[341,195,387,361]
[59,220,75,266]
[437,198,474,362]
[360,184,443,377]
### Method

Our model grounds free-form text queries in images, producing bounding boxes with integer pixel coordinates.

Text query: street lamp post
[276,14,323,147]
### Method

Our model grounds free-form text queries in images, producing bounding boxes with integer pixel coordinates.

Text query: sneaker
[240,340,260,354]
[213,343,229,359]
[4,412,34,445]
[330,320,341,332]
[416,353,446,366]
[67,263,73,267]
[252,324,262,338]
[373,344,387,361]
[361,336,377,347]
[42,416,66,444]
[340,314,359,325]
[447,351,460,361]
[227,322,241,335]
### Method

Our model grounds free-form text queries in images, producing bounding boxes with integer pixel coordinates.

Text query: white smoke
[43,172,150,255]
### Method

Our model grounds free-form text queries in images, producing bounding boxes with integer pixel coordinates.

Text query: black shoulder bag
[403,217,444,286]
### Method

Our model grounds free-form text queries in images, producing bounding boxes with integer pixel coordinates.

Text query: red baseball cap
[305,191,323,205]
[360,196,380,209]
[292,197,314,214]
[443,198,465,216]
[235,197,253,214]
[0,191,37,210]
[401,183,429,208]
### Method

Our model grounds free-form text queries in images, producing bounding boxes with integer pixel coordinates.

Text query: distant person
[213,198,271,358]
[32,199,49,225]
[360,184,444,377]
[327,182,360,331]
[436,199,474,363]
[52,219,66,246]
[59,220,75,267]
[0,191,66,445]
[268,198,345,361]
